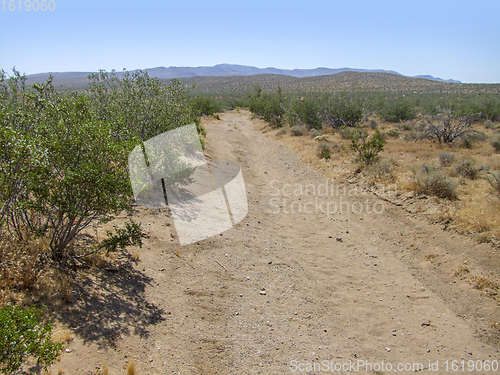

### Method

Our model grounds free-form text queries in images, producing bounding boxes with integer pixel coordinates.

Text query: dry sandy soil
[53,110,500,374]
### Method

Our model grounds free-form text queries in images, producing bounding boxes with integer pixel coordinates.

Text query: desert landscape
[1,65,500,375]
[45,109,500,374]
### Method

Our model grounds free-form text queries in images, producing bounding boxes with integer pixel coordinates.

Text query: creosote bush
[379,98,417,123]
[0,69,196,263]
[348,129,386,165]
[0,304,62,374]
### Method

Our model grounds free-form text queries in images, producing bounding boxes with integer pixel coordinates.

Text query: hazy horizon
[1,0,499,83]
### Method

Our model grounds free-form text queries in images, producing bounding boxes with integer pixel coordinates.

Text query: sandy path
[57,110,499,374]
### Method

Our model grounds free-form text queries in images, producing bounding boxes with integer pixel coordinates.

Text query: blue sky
[1,0,499,83]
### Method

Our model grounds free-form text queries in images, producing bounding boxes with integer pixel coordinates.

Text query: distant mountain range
[26,64,461,84]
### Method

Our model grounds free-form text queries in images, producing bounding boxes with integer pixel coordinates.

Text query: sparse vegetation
[309,129,322,138]
[385,128,400,138]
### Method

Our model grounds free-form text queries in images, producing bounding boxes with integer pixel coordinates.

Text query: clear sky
[1,0,499,83]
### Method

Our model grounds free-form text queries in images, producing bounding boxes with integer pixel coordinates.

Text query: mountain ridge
[25,64,461,84]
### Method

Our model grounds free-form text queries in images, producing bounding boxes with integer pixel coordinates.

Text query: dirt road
[58,110,500,374]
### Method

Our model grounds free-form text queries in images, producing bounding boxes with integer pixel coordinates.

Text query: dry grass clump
[127,361,137,375]
[438,152,456,167]
[276,127,287,136]
[491,135,500,152]
[469,274,499,297]
[455,159,482,180]
[290,125,307,137]
[51,326,74,345]
[0,231,47,306]
[415,170,458,200]
[485,170,500,196]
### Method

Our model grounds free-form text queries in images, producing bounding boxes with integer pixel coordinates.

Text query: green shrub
[0,305,62,374]
[385,128,400,138]
[369,120,378,129]
[348,129,387,165]
[397,121,415,131]
[1,70,174,260]
[456,160,480,180]
[317,141,331,159]
[290,125,307,137]
[339,126,355,139]
[309,129,322,138]
[491,135,500,152]
[417,171,457,200]
[438,152,456,167]
[276,128,287,136]
[367,158,393,178]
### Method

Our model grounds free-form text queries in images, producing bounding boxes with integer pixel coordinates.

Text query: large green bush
[320,92,365,128]
[192,95,222,117]
[379,98,417,123]
[292,97,322,129]
[0,69,198,262]
[248,85,286,127]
